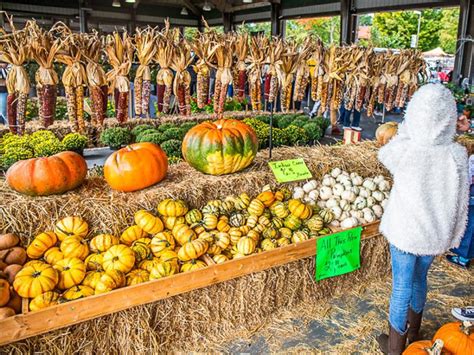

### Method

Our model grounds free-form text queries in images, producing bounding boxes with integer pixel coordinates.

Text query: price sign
[268,158,312,183]
[315,226,362,281]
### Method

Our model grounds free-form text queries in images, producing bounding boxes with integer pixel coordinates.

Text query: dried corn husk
[210,35,235,117]
[171,40,193,116]
[156,21,177,114]
[232,32,249,103]
[190,31,214,109]
[247,35,267,111]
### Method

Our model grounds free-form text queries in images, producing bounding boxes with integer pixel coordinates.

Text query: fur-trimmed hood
[378,84,469,255]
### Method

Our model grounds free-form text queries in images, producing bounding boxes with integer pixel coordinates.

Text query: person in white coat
[376,83,469,354]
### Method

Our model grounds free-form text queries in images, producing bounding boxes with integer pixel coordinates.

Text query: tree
[286,17,340,45]
[439,8,459,54]
[236,22,271,36]
[372,10,443,51]
[358,14,373,26]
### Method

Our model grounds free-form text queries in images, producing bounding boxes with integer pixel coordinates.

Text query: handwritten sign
[268,158,312,183]
[315,226,362,281]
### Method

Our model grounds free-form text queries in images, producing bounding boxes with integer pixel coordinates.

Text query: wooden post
[340,0,357,45]
[79,7,88,33]
[270,2,281,37]
[453,0,473,84]
[223,12,233,33]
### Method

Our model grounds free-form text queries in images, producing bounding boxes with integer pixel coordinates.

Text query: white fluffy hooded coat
[379,84,469,256]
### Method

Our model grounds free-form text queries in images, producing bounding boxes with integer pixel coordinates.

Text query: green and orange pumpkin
[182,119,258,175]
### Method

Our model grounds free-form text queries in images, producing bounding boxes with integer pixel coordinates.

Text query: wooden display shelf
[0,222,381,346]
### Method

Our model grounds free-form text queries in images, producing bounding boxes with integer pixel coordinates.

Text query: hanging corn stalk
[277,40,301,113]
[354,48,372,112]
[171,40,193,116]
[0,14,30,135]
[134,27,157,118]
[366,52,385,117]
[82,31,108,128]
[232,32,249,103]
[247,35,267,112]
[105,31,133,124]
[342,46,365,111]
[27,21,60,128]
[211,35,235,118]
[329,46,350,112]
[190,31,214,109]
[155,20,176,114]
[265,38,283,106]
[293,38,313,104]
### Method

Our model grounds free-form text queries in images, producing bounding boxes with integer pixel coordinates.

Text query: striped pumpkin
[182,119,258,175]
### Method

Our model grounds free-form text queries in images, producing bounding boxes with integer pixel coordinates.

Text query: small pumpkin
[149,261,177,279]
[272,217,284,229]
[27,231,58,259]
[13,262,58,298]
[134,210,164,234]
[82,270,105,289]
[159,250,179,265]
[182,119,258,175]
[261,238,277,251]
[306,216,325,232]
[376,121,398,146]
[29,291,60,311]
[150,232,176,256]
[284,215,302,231]
[120,225,147,246]
[217,217,231,232]
[237,236,256,255]
[433,321,473,355]
[89,234,119,253]
[219,201,235,215]
[138,257,162,273]
[257,191,276,207]
[288,199,313,220]
[157,198,188,217]
[229,228,243,245]
[131,240,152,263]
[104,142,168,192]
[213,254,229,264]
[84,253,104,271]
[126,269,150,286]
[207,244,222,256]
[162,216,186,230]
[319,209,335,224]
[180,259,207,272]
[202,214,218,230]
[102,245,135,274]
[214,232,230,250]
[54,257,86,290]
[60,236,89,260]
[277,237,291,247]
[177,239,209,261]
[234,193,251,210]
[44,247,65,265]
[185,209,203,224]
[230,213,247,227]
[248,199,265,217]
[172,224,197,246]
[279,227,292,239]
[55,216,88,241]
[403,339,444,355]
[95,270,126,294]
[291,231,309,244]
[247,230,260,243]
[270,201,290,219]
[201,203,220,216]
[6,151,87,196]
[61,285,94,301]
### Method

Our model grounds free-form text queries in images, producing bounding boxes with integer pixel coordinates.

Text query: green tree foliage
[439,8,459,54]
[286,17,340,45]
[371,10,443,51]
[359,14,373,26]
[236,22,271,36]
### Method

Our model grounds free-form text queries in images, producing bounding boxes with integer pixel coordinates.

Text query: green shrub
[136,129,159,141]
[1,146,34,170]
[303,122,323,141]
[34,138,64,157]
[158,123,175,133]
[62,133,88,152]
[244,118,269,149]
[100,127,133,149]
[179,122,197,132]
[162,127,184,141]
[136,132,165,145]
[275,115,299,129]
[132,124,156,137]
[30,130,57,147]
[168,156,183,165]
[284,125,309,146]
[0,134,31,154]
[161,139,182,158]
[314,116,330,135]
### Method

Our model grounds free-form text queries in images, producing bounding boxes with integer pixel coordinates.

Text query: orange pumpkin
[27,232,58,259]
[182,119,258,175]
[403,339,444,355]
[376,122,398,146]
[433,321,473,355]
[104,142,168,192]
[257,191,276,207]
[134,210,164,234]
[6,151,87,196]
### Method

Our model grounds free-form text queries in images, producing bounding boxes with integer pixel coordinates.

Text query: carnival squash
[102,244,135,274]
[237,236,256,255]
[61,285,94,301]
[177,239,209,261]
[89,234,119,253]
[134,210,164,234]
[182,119,258,175]
[60,236,89,260]
[150,232,176,257]
[82,270,105,289]
[43,247,64,265]
[180,259,207,272]
[157,199,188,217]
[27,231,58,259]
[104,142,168,192]
[126,269,150,286]
[95,270,125,294]
[6,151,87,196]
[29,291,60,311]
[55,216,89,241]
[13,262,58,298]
[53,257,86,290]
[149,261,177,279]
[120,225,147,246]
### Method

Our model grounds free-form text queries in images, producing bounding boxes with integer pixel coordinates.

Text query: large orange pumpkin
[104,142,168,192]
[182,119,258,175]
[375,122,398,146]
[433,321,473,355]
[6,151,87,196]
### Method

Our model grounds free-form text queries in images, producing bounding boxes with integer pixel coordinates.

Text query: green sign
[268,158,312,183]
[315,226,362,281]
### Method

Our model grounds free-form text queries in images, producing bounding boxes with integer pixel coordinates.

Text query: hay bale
[1,235,389,353]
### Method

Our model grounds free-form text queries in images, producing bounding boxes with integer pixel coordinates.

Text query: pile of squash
[12,185,336,311]
[0,234,27,319]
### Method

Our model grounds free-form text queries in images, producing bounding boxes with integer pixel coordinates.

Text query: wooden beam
[133,0,141,9]
[0,222,381,346]
[182,0,201,16]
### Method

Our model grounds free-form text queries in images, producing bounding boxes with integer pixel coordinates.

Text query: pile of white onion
[293,168,391,229]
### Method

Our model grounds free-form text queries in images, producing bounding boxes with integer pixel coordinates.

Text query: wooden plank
[0,222,381,346]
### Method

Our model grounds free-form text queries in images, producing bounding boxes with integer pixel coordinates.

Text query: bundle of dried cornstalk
[232,32,249,103]
[171,39,193,116]
[293,38,313,104]
[134,27,157,118]
[247,35,267,112]
[277,40,301,113]
[105,31,133,124]
[82,31,108,128]
[0,14,30,135]
[155,20,176,114]
[26,21,60,128]
[190,30,214,109]
[211,35,235,118]
[264,37,283,107]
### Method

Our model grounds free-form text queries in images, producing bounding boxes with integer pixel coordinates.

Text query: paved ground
[224,257,473,353]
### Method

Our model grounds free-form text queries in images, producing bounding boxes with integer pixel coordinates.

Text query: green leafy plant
[303,122,323,141]
[30,130,57,147]
[62,133,88,152]
[158,123,175,133]
[1,147,34,170]
[34,138,64,157]
[100,127,133,149]
[132,124,156,137]
[136,129,160,141]
[136,132,165,145]
[162,127,185,141]
[161,139,182,158]
[168,156,183,165]
[284,125,309,146]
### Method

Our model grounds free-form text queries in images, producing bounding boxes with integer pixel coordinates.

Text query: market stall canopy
[423,47,452,57]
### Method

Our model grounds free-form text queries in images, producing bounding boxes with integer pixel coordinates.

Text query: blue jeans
[0,92,7,125]
[342,107,361,128]
[389,245,435,334]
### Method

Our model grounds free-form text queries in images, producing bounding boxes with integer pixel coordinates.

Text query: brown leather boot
[377,324,407,355]
[407,309,423,343]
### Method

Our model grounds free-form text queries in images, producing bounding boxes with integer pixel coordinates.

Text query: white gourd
[359,188,370,198]
[303,180,318,193]
[354,196,367,210]
[362,207,372,215]
[350,172,358,179]
[303,196,312,203]
[350,210,364,219]
[322,176,336,187]
[384,192,390,199]
[341,217,359,229]
[319,186,333,200]
[372,205,384,218]
[331,167,342,178]
[330,206,342,220]
[339,199,351,211]
[351,175,363,186]
[308,190,319,201]
[363,178,377,191]
[329,220,340,228]
[332,183,345,197]
[363,209,376,223]
[326,198,340,209]
[317,200,327,209]
[341,190,357,202]
[373,175,385,185]
[350,186,360,195]
[340,211,350,220]
[293,187,305,199]
[378,180,391,192]
[366,196,376,207]
[372,191,384,202]
[359,218,367,225]
[381,199,388,209]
